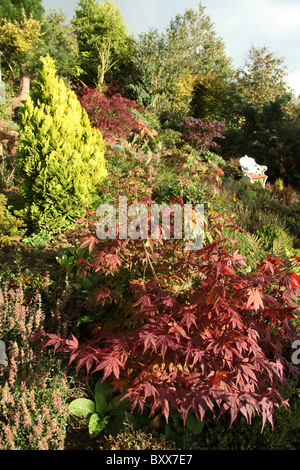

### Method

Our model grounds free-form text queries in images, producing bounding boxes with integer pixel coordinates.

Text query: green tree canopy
[190,73,240,127]
[165,3,233,80]
[0,0,44,23]
[130,2,234,120]
[0,13,42,72]
[72,0,134,89]
[236,44,291,111]
[0,12,42,103]
[39,9,80,81]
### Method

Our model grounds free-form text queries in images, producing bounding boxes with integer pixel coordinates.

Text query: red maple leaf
[93,354,124,380]
[79,235,98,254]
[104,253,122,272]
[43,333,63,352]
[291,273,300,290]
[141,331,158,353]
[212,370,231,387]
[246,288,264,311]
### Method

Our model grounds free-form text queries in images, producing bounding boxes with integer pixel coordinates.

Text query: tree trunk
[11,66,30,109]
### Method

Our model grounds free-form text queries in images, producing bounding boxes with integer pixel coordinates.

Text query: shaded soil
[64,426,108,450]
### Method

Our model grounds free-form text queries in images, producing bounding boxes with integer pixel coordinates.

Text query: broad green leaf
[95,392,108,416]
[160,424,179,445]
[107,395,131,416]
[105,412,135,437]
[66,256,76,272]
[69,398,96,417]
[88,413,109,439]
[61,254,68,264]
[83,277,93,290]
[73,282,84,291]
[94,379,113,404]
[185,412,205,435]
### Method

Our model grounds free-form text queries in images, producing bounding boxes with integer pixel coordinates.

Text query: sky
[42,0,300,97]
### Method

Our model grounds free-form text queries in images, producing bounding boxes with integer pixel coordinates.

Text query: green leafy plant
[0,193,25,246]
[68,379,132,439]
[22,232,55,249]
[222,227,267,269]
[257,225,295,257]
[201,150,227,169]
[56,244,104,322]
[159,409,205,450]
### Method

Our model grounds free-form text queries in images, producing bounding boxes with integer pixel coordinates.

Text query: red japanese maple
[43,203,300,430]
[178,116,225,152]
[77,86,141,143]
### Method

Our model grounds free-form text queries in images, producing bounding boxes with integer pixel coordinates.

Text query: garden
[0,0,300,451]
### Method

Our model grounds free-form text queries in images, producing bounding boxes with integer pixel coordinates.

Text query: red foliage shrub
[178,116,225,153]
[43,200,300,430]
[77,87,141,143]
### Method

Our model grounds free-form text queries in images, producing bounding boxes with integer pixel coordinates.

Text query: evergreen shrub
[15,55,107,235]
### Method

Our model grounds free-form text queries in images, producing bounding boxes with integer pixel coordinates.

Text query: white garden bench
[239,155,268,188]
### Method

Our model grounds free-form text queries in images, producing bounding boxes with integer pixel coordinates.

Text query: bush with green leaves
[15,55,107,236]
[256,224,299,259]
[68,379,133,439]
[0,193,25,246]
[197,380,300,450]
[201,150,227,169]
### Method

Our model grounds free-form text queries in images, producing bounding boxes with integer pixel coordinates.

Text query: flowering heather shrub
[0,285,70,450]
[77,87,141,144]
[43,203,300,431]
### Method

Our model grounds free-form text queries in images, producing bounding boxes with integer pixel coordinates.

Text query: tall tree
[0,0,44,23]
[130,2,233,120]
[0,12,42,106]
[236,44,290,111]
[165,3,233,80]
[40,9,80,81]
[190,73,240,127]
[72,0,133,89]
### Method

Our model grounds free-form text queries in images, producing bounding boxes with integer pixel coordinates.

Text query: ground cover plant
[0,0,300,452]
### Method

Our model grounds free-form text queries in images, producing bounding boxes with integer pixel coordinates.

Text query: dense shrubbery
[220,97,300,188]
[1,0,300,452]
